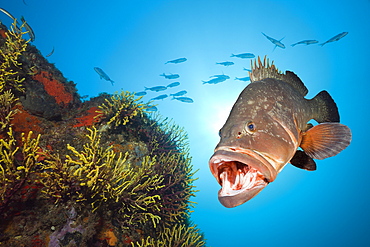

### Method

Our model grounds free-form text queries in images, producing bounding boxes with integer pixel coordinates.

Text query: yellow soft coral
[0,90,19,131]
[96,91,149,126]
[131,223,205,247]
[0,21,28,93]
[0,129,41,202]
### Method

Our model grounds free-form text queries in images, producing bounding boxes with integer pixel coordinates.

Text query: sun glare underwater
[0,0,370,246]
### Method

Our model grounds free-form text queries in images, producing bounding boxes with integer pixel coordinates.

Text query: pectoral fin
[300,122,352,160]
[290,150,316,171]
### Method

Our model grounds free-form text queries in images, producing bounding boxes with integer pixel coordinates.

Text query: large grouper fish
[209,57,352,208]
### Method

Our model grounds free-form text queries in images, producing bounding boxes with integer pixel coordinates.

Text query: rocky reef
[0,21,205,246]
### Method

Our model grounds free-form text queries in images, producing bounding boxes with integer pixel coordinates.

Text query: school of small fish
[92,29,348,111]
[0,8,347,114]
[132,57,195,110]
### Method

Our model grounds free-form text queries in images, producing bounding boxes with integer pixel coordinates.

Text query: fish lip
[209,147,278,183]
[209,147,278,208]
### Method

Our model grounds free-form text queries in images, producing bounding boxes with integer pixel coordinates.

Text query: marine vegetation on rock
[0,20,205,246]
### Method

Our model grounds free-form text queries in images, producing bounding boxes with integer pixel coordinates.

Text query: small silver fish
[320,32,348,46]
[216,61,234,66]
[291,40,319,47]
[0,8,21,32]
[243,68,252,72]
[151,94,168,100]
[0,7,17,22]
[94,67,114,85]
[46,47,55,57]
[165,57,187,64]
[173,97,193,103]
[135,91,147,96]
[210,74,230,80]
[170,90,187,97]
[262,32,285,50]
[167,81,180,88]
[231,53,255,59]
[20,16,35,42]
[160,73,180,79]
[145,86,167,92]
[145,106,158,112]
[235,76,250,82]
[202,77,228,85]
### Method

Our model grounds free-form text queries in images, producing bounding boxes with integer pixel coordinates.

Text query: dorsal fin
[249,56,308,96]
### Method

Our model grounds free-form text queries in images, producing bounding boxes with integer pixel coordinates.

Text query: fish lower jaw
[209,148,276,207]
[218,162,267,196]
[214,160,268,208]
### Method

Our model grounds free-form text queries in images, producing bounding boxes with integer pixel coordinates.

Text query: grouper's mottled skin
[209,57,351,208]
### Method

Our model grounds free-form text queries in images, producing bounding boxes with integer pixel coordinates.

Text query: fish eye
[218,129,222,137]
[246,121,256,133]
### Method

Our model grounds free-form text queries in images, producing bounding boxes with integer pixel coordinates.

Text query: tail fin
[311,90,339,123]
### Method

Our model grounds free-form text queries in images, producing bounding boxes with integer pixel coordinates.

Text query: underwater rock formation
[0,22,205,246]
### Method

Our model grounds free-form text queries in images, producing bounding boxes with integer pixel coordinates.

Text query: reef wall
[0,22,205,246]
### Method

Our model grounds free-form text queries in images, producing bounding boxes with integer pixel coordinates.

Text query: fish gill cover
[0,21,205,246]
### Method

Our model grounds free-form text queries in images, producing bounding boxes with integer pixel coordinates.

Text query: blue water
[2,0,369,246]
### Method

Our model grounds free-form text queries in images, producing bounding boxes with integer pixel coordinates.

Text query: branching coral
[146,115,189,156]
[0,20,28,132]
[40,126,116,205]
[0,90,19,132]
[0,129,41,213]
[0,21,28,93]
[40,127,165,226]
[151,152,199,226]
[132,223,205,247]
[40,120,200,236]
[96,91,149,126]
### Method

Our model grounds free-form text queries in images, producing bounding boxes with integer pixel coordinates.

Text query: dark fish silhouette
[167,82,180,88]
[235,76,250,82]
[231,53,255,59]
[203,77,228,85]
[165,57,187,64]
[320,32,348,46]
[135,91,147,96]
[160,73,180,79]
[291,40,319,47]
[151,94,168,100]
[173,97,193,103]
[216,61,234,66]
[145,86,167,92]
[170,90,187,97]
[262,32,285,50]
[94,67,114,85]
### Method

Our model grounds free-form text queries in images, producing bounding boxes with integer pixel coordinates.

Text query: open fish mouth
[209,147,277,208]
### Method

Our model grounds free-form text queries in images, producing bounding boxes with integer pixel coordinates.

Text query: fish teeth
[232,172,240,190]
